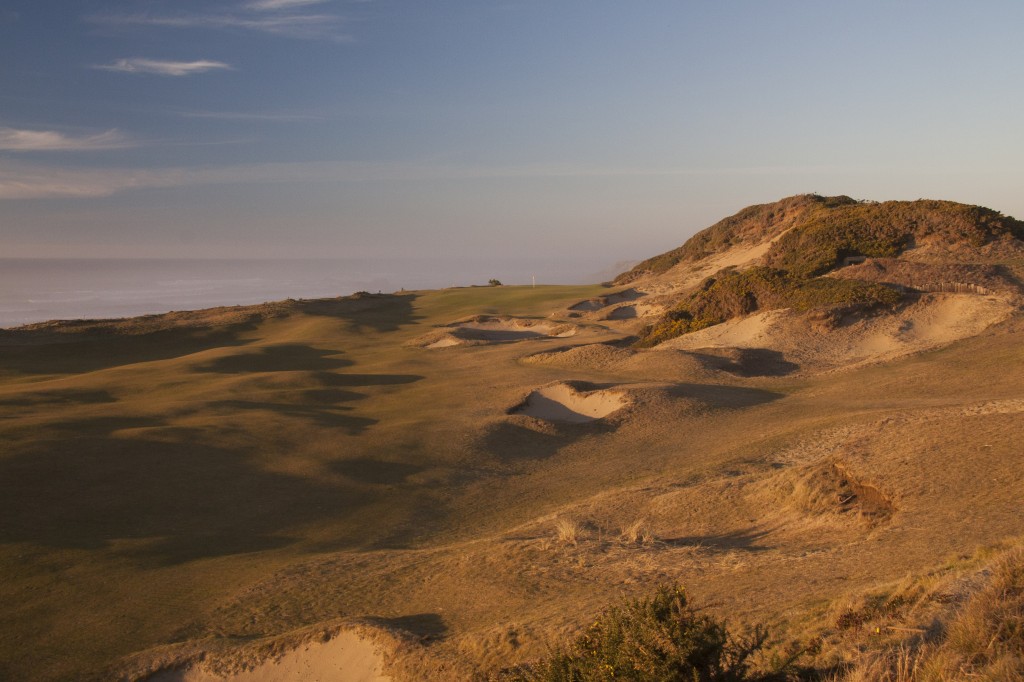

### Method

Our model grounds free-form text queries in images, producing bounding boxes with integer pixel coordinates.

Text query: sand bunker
[511,382,628,423]
[414,316,577,348]
[658,292,1014,372]
[147,630,390,682]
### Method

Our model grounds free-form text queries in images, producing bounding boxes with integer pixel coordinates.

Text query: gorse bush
[505,585,770,682]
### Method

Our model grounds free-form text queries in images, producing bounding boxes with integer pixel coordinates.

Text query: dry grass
[828,545,1024,682]
[618,519,655,546]
[553,518,582,546]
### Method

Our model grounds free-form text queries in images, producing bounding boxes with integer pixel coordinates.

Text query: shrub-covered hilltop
[620,194,1024,348]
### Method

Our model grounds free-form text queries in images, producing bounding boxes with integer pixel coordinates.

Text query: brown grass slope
[0,200,1022,682]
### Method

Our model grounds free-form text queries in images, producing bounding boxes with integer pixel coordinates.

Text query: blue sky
[2,1,1023,270]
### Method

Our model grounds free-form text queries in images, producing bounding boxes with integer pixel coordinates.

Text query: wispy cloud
[0,127,132,152]
[88,11,350,41]
[93,58,233,76]
[0,160,878,200]
[247,0,330,10]
[178,110,326,122]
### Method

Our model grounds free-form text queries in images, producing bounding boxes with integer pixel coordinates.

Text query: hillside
[1,197,1023,681]
[596,195,1024,357]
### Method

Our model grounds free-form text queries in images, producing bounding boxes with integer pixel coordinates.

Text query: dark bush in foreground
[503,585,770,681]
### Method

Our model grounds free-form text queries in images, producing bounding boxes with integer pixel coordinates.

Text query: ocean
[0,257,613,328]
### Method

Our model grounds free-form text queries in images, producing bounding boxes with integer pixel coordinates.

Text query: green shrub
[504,585,769,682]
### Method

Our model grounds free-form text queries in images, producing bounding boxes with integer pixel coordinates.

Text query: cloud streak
[0,127,132,152]
[93,58,233,76]
[247,0,330,10]
[88,11,350,41]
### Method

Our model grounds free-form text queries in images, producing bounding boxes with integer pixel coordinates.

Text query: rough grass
[823,543,1024,681]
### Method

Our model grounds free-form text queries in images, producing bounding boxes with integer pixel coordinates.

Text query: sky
[2,0,1024,272]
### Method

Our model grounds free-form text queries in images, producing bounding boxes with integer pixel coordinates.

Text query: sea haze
[0,257,615,328]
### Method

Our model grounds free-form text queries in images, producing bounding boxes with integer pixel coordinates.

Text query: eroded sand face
[512,383,627,423]
[659,292,1013,371]
[148,631,390,682]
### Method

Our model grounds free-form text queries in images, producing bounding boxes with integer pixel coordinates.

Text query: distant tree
[488,279,502,286]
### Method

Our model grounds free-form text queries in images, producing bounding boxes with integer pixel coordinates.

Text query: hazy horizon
[0,255,631,328]
[3,1,1024,264]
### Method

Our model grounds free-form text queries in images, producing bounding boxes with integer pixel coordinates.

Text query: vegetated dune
[3,197,1024,682]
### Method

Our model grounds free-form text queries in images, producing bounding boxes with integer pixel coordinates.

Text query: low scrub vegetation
[502,585,778,682]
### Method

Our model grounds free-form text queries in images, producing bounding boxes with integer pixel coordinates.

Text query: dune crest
[147,631,390,682]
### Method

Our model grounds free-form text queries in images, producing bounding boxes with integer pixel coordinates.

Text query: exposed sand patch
[657,293,1014,372]
[511,382,628,423]
[147,630,390,682]
[637,226,800,295]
